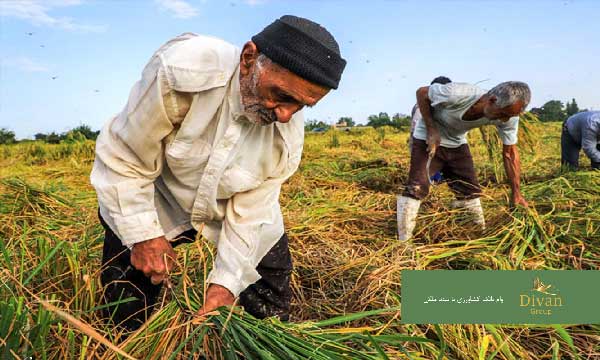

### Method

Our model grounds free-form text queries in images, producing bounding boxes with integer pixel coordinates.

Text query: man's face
[483,98,526,122]
[239,44,330,125]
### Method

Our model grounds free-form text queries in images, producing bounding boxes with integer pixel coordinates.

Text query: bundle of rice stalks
[109,299,428,360]
[476,112,541,183]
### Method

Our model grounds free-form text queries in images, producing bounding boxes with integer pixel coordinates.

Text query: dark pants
[561,122,600,170]
[403,138,481,200]
[99,214,293,331]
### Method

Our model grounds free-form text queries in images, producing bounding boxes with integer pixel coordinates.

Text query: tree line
[0,125,99,145]
[305,113,412,132]
[0,98,591,144]
[305,98,591,132]
[531,98,590,122]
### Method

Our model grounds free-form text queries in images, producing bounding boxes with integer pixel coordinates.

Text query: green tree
[71,124,99,140]
[63,130,88,143]
[46,132,62,144]
[337,116,355,127]
[366,112,392,128]
[0,128,16,144]
[565,98,579,117]
[538,100,566,122]
[391,113,411,130]
[34,133,48,141]
[304,119,330,131]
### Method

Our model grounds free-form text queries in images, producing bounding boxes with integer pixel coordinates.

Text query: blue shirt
[565,111,600,163]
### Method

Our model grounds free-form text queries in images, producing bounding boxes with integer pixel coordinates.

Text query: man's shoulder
[428,82,484,108]
[431,82,485,96]
[157,33,241,92]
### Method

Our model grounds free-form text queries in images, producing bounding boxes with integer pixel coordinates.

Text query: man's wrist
[132,236,168,249]
[208,283,235,298]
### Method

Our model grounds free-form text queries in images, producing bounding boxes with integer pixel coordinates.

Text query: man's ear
[240,41,259,76]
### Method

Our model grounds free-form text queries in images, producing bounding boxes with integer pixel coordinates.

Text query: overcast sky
[1,0,599,139]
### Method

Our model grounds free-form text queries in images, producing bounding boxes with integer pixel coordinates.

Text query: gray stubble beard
[239,60,278,126]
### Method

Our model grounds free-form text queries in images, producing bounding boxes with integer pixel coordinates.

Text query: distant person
[91,15,346,331]
[397,81,531,241]
[561,111,600,170]
[409,76,452,183]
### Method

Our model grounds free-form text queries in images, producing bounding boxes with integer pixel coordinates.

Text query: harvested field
[1,121,599,359]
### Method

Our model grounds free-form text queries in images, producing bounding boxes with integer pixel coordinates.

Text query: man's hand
[197,284,235,316]
[130,236,176,285]
[426,126,441,156]
[511,192,529,208]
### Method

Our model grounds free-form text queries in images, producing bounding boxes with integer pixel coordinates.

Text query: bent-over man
[561,111,600,170]
[397,81,531,241]
[91,15,346,331]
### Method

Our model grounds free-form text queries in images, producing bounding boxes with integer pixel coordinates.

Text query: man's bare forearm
[416,86,435,132]
[502,144,522,196]
[416,86,441,155]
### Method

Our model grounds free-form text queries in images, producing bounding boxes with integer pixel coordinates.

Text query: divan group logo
[519,277,564,318]
[402,270,600,324]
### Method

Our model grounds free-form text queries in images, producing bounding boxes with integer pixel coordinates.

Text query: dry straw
[1,116,599,358]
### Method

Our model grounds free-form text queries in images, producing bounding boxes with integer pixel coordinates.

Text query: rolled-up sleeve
[428,83,455,107]
[206,129,303,297]
[496,116,519,145]
[91,56,190,247]
[581,117,600,163]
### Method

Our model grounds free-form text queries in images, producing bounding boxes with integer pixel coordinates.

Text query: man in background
[561,111,600,170]
[397,81,531,241]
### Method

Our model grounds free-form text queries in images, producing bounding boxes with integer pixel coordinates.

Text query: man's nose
[263,99,277,109]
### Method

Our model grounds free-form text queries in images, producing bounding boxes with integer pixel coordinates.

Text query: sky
[1,0,599,139]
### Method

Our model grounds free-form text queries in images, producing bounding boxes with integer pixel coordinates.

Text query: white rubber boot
[397,196,421,241]
[451,198,485,230]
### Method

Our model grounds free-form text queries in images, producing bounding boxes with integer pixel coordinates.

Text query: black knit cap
[251,15,346,89]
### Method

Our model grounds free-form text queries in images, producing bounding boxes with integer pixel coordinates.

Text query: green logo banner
[401,270,600,324]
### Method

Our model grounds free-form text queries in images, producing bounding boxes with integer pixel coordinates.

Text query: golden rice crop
[1,119,598,359]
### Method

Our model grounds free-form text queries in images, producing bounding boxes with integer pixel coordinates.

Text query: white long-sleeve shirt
[90,33,304,297]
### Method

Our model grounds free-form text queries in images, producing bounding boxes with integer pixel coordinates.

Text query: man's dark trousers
[403,138,481,200]
[99,214,293,331]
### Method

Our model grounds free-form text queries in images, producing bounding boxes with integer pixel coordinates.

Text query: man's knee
[448,180,481,200]
[238,233,293,320]
[257,233,293,271]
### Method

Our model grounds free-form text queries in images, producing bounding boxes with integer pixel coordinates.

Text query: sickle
[426,153,434,185]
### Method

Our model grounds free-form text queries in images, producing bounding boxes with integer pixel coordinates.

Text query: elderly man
[561,111,600,171]
[91,15,346,330]
[397,81,531,241]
